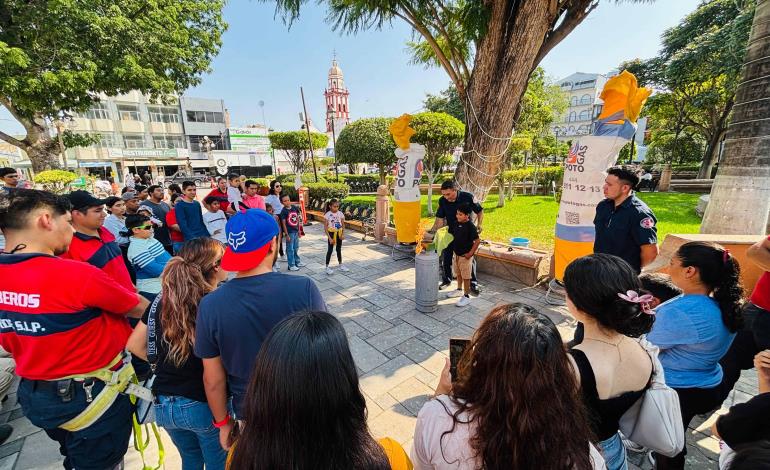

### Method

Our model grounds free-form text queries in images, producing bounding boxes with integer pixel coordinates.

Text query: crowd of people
[0,164,768,470]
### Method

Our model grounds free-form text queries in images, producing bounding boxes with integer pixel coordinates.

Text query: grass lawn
[347,192,704,251]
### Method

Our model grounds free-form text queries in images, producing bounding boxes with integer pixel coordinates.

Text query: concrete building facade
[551,72,608,142]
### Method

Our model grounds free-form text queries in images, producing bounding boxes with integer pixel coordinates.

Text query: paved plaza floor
[0,223,759,469]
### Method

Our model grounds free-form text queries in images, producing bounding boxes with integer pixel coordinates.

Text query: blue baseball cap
[221,209,279,271]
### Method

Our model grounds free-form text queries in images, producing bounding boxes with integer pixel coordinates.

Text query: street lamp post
[327,105,339,181]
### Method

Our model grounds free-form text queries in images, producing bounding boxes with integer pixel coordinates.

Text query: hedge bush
[275,173,327,184]
[500,166,563,185]
[337,174,379,193]
[306,182,349,200]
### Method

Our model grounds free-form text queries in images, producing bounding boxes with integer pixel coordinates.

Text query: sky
[1,0,702,136]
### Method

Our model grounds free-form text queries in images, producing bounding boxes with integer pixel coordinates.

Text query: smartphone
[449,337,471,382]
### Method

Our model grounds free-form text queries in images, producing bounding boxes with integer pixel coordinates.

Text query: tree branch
[0,129,25,149]
[534,0,597,66]
[392,7,466,97]
[423,2,471,83]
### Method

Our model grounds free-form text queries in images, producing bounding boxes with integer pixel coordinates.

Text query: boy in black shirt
[446,203,480,307]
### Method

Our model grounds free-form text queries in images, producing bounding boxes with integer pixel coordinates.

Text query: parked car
[163,170,211,187]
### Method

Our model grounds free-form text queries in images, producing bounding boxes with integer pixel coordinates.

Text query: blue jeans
[154,395,226,470]
[285,232,301,267]
[598,432,628,470]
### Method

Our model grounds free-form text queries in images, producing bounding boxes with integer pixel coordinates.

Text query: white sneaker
[325,267,334,275]
[272,266,280,273]
[338,264,350,272]
[456,296,471,307]
[296,262,307,267]
[289,266,300,272]
[446,289,464,299]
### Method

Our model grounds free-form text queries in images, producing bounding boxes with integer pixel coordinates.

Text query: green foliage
[306,182,349,201]
[338,174,378,184]
[423,85,465,123]
[335,118,397,184]
[628,0,754,173]
[253,178,270,187]
[62,131,99,149]
[1,0,227,170]
[269,131,329,174]
[411,111,464,180]
[279,182,298,201]
[275,173,328,184]
[646,132,704,165]
[34,170,78,194]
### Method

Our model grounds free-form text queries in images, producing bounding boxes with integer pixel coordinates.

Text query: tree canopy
[423,86,465,124]
[335,118,397,184]
[269,131,328,174]
[0,0,227,171]
[411,112,465,215]
[262,0,634,200]
[624,0,754,177]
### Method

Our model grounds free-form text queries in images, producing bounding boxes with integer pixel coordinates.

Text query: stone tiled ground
[0,223,759,468]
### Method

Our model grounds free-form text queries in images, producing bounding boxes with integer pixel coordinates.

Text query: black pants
[119,244,136,284]
[18,378,133,470]
[326,236,342,266]
[441,242,477,286]
[278,232,285,257]
[718,302,770,402]
[653,385,723,469]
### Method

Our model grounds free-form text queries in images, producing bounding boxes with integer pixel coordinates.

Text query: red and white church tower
[324,56,350,133]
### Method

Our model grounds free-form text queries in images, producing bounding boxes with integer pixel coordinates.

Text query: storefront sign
[228,127,271,152]
[107,148,190,159]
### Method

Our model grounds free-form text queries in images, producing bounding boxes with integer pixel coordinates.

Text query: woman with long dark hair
[647,241,743,469]
[563,254,654,470]
[264,180,284,258]
[412,303,605,470]
[127,238,229,470]
[228,311,406,470]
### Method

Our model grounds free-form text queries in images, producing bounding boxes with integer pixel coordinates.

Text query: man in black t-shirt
[427,180,483,294]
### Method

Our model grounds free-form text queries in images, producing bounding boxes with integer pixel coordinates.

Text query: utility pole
[300,86,319,182]
[327,105,339,181]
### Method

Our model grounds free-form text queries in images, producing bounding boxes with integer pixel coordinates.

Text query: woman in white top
[264,180,284,257]
[412,303,606,470]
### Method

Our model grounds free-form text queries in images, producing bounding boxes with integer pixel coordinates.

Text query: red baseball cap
[221,209,279,272]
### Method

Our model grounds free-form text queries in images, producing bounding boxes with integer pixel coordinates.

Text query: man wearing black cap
[195,209,327,450]
[122,191,140,215]
[61,190,135,292]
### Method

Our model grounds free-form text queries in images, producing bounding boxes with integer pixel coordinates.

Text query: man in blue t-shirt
[175,181,210,240]
[427,180,483,294]
[195,208,326,450]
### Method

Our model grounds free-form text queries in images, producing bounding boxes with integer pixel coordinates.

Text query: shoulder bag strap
[146,293,163,369]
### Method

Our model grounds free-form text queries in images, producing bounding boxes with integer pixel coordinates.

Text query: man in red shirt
[205,177,231,214]
[0,189,148,469]
[720,235,770,400]
[61,190,134,292]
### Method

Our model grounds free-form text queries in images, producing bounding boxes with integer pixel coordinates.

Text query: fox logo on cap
[228,231,247,250]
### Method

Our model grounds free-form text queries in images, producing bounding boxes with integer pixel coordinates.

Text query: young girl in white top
[323,199,349,275]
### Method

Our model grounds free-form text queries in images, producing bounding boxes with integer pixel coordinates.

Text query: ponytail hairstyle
[160,237,224,367]
[326,198,339,213]
[676,241,744,332]
[564,254,655,337]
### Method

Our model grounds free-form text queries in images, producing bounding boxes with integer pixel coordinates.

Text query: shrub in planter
[306,182,349,201]
[276,173,327,184]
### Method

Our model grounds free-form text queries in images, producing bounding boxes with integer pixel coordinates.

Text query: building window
[580,94,591,105]
[153,135,185,149]
[123,135,145,149]
[189,135,225,152]
[148,106,180,123]
[570,96,578,106]
[117,104,141,121]
[92,133,117,148]
[578,110,591,121]
[85,103,110,120]
[186,111,224,124]
[568,111,577,122]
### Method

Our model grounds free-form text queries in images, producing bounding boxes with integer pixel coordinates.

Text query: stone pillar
[375,184,389,242]
[658,164,672,192]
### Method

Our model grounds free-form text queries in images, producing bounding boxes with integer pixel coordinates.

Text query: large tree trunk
[453,1,558,202]
[701,0,770,234]
[0,105,61,172]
